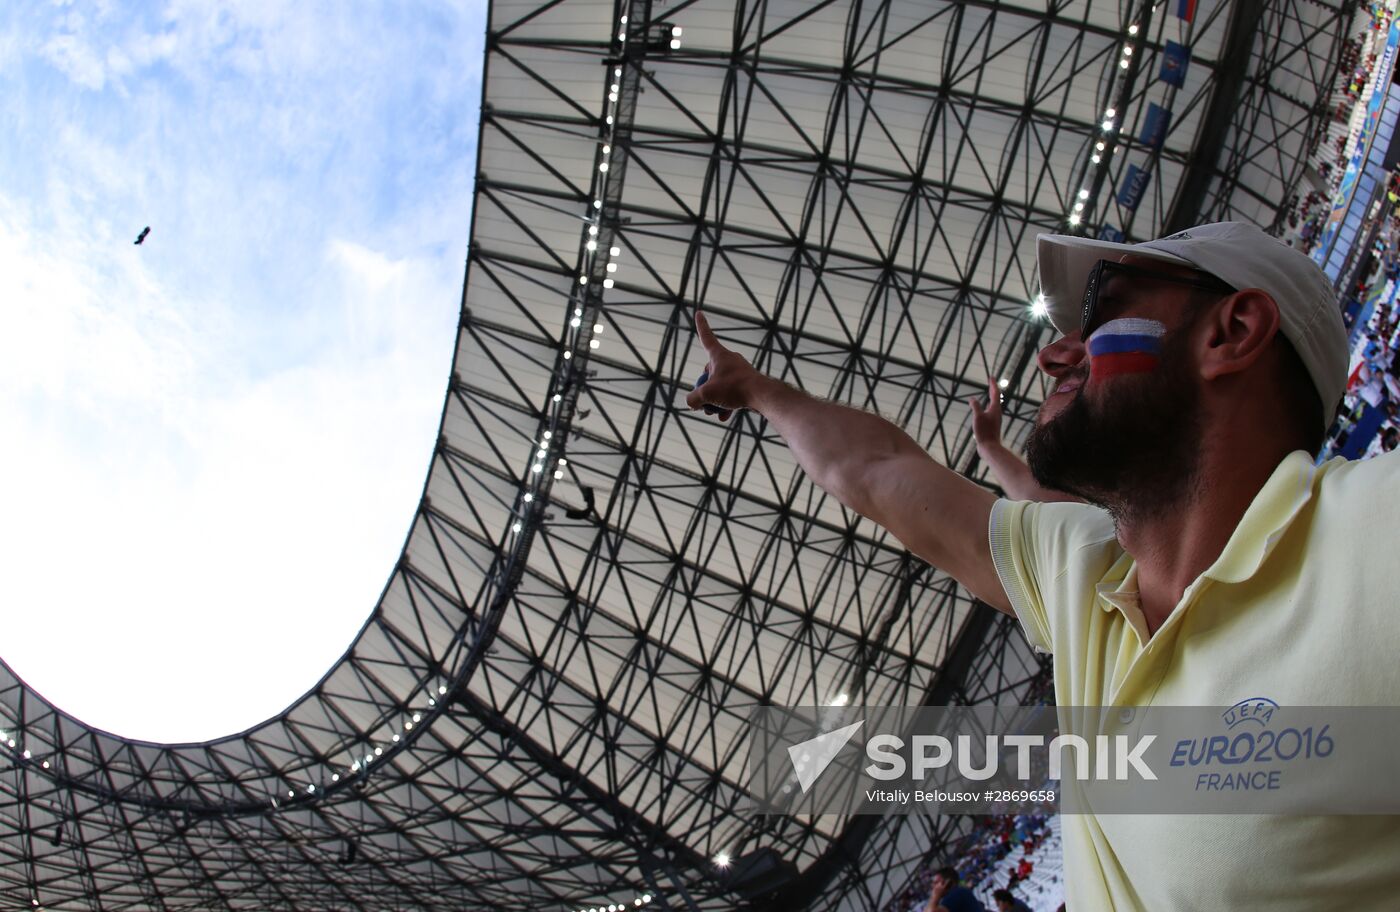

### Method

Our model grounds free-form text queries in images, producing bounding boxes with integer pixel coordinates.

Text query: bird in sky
[134,226,151,245]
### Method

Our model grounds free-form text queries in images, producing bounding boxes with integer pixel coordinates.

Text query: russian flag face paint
[1088,317,1167,379]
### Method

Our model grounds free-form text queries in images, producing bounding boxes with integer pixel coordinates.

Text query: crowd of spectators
[1317,246,1400,459]
[1323,340,1400,459]
[1279,0,1400,459]
[1287,5,1393,255]
[886,813,1058,912]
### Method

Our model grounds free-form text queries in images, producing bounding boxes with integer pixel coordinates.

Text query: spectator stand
[889,814,1064,912]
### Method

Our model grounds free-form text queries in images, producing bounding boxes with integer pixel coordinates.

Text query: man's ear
[1198,289,1280,381]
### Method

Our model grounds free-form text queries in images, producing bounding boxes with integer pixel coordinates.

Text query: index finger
[694,310,724,357]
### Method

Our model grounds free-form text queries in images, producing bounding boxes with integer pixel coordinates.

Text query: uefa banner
[745,703,1400,816]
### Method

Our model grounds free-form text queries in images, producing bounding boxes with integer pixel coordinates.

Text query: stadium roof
[1,0,1349,908]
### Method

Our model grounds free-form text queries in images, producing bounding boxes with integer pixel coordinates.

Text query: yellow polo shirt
[988,449,1400,911]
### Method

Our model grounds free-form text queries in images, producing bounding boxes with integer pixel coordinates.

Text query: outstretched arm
[685,312,1012,614]
[969,376,1082,503]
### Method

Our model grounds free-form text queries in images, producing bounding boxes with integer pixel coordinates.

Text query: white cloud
[40,32,107,89]
[0,1,483,742]
[0,194,460,743]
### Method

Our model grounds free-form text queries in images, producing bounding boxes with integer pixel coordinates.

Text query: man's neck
[1115,447,1288,635]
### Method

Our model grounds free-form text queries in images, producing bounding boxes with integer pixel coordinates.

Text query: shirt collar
[1095,555,1151,642]
[1197,450,1319,585]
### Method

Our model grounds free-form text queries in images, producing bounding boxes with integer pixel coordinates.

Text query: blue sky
[1,1,485,742]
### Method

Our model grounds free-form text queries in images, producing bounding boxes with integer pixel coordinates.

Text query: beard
[1025,329,1204,523]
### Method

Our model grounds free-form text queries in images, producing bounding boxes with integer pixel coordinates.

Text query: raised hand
[678,311,1012,614]
[968,376,1004,449]
[684,311,759,422]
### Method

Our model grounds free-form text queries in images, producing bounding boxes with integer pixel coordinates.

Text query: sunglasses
[1080,259,1236,338]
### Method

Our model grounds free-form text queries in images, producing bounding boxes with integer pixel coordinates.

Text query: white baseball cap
[1036,221,1348,429]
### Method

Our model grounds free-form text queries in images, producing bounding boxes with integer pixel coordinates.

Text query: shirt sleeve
[987,497,1118,655]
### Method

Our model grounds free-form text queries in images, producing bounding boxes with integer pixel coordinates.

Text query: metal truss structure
[1,0,1351,909]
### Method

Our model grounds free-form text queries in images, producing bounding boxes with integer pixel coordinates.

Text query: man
[990,888,1033,912]
[1012,857,1033,885]
[925,866,984,912]
[686,222,1400,909]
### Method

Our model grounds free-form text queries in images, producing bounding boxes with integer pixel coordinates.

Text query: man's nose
[1037,331,1087,377]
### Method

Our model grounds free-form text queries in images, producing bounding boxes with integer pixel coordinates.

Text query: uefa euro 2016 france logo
[1171,698,1334,793]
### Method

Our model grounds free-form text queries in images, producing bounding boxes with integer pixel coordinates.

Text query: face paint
[1087,317,1167,380]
